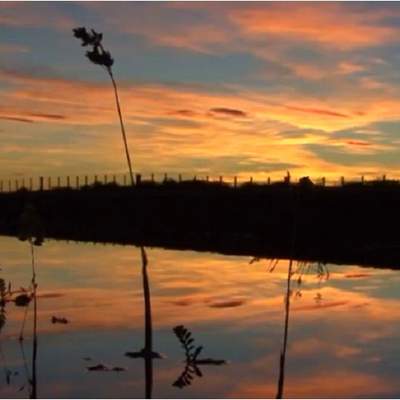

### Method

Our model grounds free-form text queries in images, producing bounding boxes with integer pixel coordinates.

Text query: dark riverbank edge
[0,181,399,269]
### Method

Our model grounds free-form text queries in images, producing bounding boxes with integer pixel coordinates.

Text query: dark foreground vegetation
[0,179,399,268]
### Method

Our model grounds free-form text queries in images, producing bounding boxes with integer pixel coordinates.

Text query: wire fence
[0,172,395,193]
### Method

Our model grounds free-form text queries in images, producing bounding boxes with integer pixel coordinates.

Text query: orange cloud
[292,300,348,312]
[87,3,400,55]
[228,3,399,50]
[346,141,372,147]
[338,61,366,75]
[0,115,34,123]
[2,66,400,180]
[289,337,362,359]
[231,370,398,398]
[284,104,349,119]
[209,107,248,118]
[0,109,66,123]
[345,273,372,278]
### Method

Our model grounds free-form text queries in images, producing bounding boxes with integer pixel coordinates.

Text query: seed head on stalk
[73,27,134,186]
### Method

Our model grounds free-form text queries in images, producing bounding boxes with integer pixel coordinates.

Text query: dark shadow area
[1,181,400,268]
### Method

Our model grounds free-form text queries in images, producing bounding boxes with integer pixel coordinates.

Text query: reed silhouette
[0,220,41,396]
[72,36,156,394]
[16,203,44,398]
[125,247,162,399]
[271,259,329,399]
[17,315,38,399]
[73,27,134,185]
[30,276,38,398]
[0,276,32,392]
[250,181,328,399]
[276,184,298,399]
[275,259,292,399]
[250,256,329,399]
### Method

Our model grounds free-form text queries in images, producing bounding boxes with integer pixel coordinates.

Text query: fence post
[193,175,197,182]
[219,176,223,184]
[76,176,80,189]
[361,175,364,184]
[29,178,33,191]
[284,171,291,184]
[382,174,386,182]
[250,176,253,184]
[267,177,271,185]
[104,174,107,184]
[321,177,326,187]
[85,175,88,186]
[178,174,182,183]
[15,180,19,191]
[340,176,345,186]
[48,177,51,190]
[39,176,44,191]
[164,173,168,183]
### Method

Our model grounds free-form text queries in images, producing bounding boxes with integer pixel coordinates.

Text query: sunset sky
[2,1,400,182]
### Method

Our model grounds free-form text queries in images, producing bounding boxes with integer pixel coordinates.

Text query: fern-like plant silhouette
[172,325,226,389]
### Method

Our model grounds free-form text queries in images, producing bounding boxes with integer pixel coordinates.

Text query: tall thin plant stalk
[29,238,38,399]
[125,247,162,399]
[141,247,153,399]
[73,27,134,185]
[17,203,43,398]
[276,186,298,399]
[276,258,293,399]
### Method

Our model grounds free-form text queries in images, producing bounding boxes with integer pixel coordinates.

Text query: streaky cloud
[209,107,248,118]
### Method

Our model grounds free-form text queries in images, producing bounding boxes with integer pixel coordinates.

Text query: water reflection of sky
[0,235,400,398]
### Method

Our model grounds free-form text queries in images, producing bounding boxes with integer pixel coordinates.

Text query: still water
[0,235,400,398]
